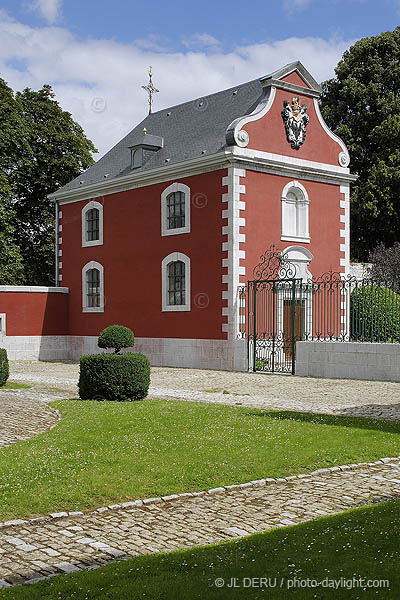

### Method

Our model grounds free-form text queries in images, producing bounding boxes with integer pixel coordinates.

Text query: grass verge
[0,382,31,390]
[0,398,399,519]
[0,500,398,599]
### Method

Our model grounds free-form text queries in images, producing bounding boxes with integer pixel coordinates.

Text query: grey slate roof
[55,61,323,196]
[56,76,266,194]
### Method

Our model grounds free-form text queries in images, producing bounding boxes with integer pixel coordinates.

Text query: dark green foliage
[0,348,9,386]
[320,28,400,260]
[0,77,97,285]
[78,353,150,401]
[98,325,135,353]
[350,285,400,342]
[0,78,25,284]
[369,242,400,290]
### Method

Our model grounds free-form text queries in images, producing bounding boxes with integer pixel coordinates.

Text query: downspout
[55,200,59,287]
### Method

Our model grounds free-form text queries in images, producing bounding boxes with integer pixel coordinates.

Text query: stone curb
[0,455,398,530]
[48,408,62,430]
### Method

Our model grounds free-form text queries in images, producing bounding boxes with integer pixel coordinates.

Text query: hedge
[350,285,400,342]
[0,349,8,386]
[78,353,150,401]
[98,325,135,353]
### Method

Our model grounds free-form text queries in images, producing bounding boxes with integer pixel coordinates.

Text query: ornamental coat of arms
[281,97,309,149]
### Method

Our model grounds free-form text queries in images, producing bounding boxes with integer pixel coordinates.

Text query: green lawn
[1,500,398,599]
[0,382,31,390]
[0,398,399,519]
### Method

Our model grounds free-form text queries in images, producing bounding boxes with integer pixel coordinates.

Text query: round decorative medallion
[235,129,249,147]
[339,152,350,167]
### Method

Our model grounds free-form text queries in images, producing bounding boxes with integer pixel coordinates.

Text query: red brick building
[0,62,356,369]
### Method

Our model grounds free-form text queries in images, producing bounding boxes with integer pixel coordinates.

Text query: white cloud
[29,0,62,24]
[0,14,353,157]
[182,33,221,50]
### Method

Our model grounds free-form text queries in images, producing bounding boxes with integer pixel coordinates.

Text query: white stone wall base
[296,341,400,382]
[1,335,248,372]
[0,336,70,361]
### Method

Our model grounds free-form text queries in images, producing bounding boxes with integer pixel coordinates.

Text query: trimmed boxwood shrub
[0,348,9,386]
[98,325,135,353]
[350,285,400,342]
[78,352,150,401]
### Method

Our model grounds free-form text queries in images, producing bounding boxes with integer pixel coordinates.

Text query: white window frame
[82,261,104,313]
[161,182,191,236]
[161,252,191,312]
[82,200,104,247]
[0,313,6,336]
[281,181,310,243]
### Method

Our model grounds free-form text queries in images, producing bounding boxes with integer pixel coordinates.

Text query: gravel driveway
[8,360,400,420]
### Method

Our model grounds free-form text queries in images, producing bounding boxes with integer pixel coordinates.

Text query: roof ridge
[147,75,261,117]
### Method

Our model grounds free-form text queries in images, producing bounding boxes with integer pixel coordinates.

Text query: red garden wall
[0,288,69,336]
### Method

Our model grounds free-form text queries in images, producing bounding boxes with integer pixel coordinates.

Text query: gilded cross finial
[141,66,159,115]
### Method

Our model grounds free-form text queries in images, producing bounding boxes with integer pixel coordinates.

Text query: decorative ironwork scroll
[281,97,309,149]
[253,244,297,280]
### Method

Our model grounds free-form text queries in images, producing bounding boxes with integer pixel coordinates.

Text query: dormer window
[161,182,191,236]
[129,132,164,170]
[82,200,103,247]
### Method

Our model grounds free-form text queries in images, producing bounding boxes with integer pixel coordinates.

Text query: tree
[11,85,97,285]
[0,174,24,284]
[320,28,400,261]
[0,78,25,284]
[368,242,400,289]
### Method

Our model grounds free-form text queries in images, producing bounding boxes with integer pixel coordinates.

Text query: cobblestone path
[0,458,399,588]
[0,392,60,448]
[1,362,399,588]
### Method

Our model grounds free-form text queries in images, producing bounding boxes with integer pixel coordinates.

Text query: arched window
[82,261,104,312]
[161,252,190,311]
[281,181,310,243]
[86,208,99,241]
[167,191,185,230]
[82,200,103,247]
[161,183,190,236]
[168,260,185,305]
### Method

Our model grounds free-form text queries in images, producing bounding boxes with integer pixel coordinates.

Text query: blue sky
[0,0,398,155]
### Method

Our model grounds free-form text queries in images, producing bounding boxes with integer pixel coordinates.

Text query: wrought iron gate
[247,278,301,374]
[244,245,301,374]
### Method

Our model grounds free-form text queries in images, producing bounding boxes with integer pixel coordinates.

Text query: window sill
[82,240,103,248]
[162,305,191,312]
[281,235,310,244]
[83,307,104,313]
[161,227,190,237]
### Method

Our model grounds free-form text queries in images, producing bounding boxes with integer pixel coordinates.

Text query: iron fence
[238,273,400,373]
